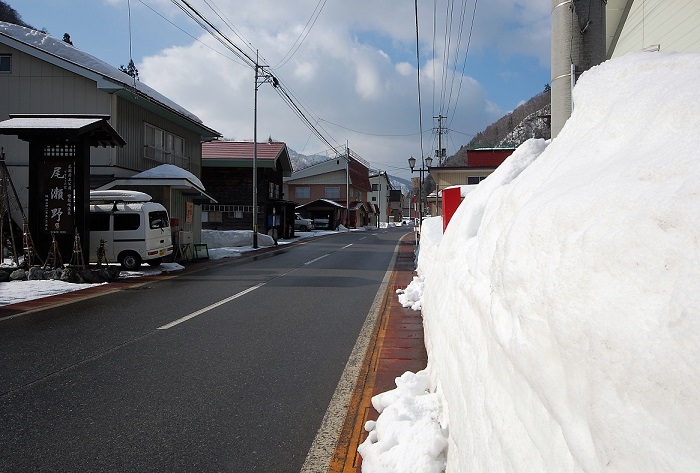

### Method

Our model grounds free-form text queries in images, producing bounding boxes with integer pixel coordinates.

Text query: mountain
[288,149,412,194]
[288,149,335,171]
[442,88,551,168]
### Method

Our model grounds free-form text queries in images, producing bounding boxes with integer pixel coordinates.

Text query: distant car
[295,213,314,232]
[313,217,330,229]
[402,217,414,226]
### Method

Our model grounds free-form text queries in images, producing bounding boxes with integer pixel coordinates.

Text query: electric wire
[415,0,426,164]
[169,0,348,159]
[273,0,329,69]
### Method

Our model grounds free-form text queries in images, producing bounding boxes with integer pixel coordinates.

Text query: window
[295,187,310,199]
[149,211,170,229]
[144,123,188,169]
[372,184,379,191]
[0,54,11,73]
[371,196,377,202]
[114,214,141,231]
[467,176,486,185]
[325,187,340,199]
[89,213,110,232]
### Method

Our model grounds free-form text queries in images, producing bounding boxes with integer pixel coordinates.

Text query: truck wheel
[299,225,308,232]
[146,258,163,267]
[120,252,142,270]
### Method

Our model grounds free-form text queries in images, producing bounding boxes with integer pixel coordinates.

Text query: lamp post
[408,155,433,230]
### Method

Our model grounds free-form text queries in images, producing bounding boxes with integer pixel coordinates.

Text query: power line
[414,0,426,163]
[169,0,345,158]
[273,0,329,69]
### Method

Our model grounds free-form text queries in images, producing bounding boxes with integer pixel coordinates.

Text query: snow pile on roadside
[201,229,275,248]
[362,51,700,473]
[358,370,447,473]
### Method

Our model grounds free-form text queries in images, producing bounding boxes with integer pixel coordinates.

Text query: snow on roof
[133,164,205,189]
[0,22,203,126]
[0,117,102,129]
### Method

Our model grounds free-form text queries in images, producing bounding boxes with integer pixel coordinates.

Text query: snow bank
[424,52,700,472]
[364,52,700,472]
[358,370,447,473]
[201,229,274,248]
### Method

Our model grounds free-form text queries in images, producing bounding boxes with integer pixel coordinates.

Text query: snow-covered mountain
[288,149,412,194]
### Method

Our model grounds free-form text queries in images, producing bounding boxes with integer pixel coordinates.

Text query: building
[284,155,372,228]
[427,148,515,216]
[0,22,219,252]
[199,140,295,238]
[368,171,392,226]
[552,0,700,136]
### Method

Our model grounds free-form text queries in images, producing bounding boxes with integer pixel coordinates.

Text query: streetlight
[408,155,432,230]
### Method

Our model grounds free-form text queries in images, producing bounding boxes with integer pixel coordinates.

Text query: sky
[360,51,700,472]
[13,0,551,181]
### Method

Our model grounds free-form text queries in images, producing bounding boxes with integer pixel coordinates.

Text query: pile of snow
[201,229,274,249]
[358,370,447,473]
[362,51,700,473]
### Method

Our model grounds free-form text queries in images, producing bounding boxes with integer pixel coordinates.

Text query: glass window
[295,187,310,199]
[325,187,340,199]
[467,176,485,185]
[0,55,11,73]
[89,213,110,231]
[114,213,141,231]
[148,211,170,229]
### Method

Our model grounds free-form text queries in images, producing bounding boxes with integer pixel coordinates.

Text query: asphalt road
[0,227,409,473]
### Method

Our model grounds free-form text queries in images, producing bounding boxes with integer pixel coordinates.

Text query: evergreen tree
[0,1,34,28]
[119,59,139,81]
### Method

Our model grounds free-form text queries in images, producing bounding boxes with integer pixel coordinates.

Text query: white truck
[89,190,173,270]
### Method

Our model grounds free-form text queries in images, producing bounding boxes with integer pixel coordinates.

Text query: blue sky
[14,0,551,180]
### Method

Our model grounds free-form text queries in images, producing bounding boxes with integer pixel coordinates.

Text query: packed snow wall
[420,52,700,473]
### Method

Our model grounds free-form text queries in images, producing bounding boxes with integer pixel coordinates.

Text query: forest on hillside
[443,87,551,167]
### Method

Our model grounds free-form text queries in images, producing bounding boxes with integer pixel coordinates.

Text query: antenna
[127,0,137,87]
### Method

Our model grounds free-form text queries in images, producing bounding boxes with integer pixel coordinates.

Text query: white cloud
[135,0,547,179]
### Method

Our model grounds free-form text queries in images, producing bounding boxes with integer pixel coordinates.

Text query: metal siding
[114,96,204,177]
[613,0,700,56]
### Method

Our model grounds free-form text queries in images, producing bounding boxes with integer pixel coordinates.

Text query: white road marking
[300,239,401,472]
[303,254,330,265]
[157,282,266,330]
[341,243,354,249]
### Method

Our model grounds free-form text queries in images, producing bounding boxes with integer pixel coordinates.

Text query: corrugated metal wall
[114,96,203,176]
[613,0,700,56]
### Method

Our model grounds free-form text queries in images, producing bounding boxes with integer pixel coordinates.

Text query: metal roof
[201,141,293,176]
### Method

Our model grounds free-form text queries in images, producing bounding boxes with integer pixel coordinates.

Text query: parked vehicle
[313,217,330,229]
[89,190,173,270]
[294,212,314,232]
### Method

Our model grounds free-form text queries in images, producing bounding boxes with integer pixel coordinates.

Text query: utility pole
[433,114,447,165]
[345,142,350,228]
[253,51,278,248]
[551,0,605,137]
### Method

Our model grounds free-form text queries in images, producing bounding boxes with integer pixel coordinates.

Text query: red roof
[202,140,287,160]
[466,148,515,168]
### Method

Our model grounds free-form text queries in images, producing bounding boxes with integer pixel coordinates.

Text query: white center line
[341,243,353,249]
[157,282,265,330]
[303,253,330,265]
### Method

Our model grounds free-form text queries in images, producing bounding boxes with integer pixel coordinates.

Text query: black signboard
[42,145,76,235]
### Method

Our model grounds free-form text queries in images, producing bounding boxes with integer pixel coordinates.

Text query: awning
[0,114,126,147]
